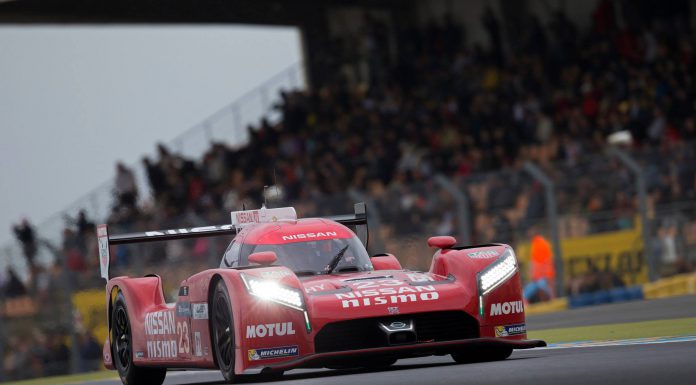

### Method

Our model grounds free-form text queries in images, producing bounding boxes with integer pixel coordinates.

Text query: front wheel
[451,347,512,364]
[211,279,236,383]
[112,292,166,385]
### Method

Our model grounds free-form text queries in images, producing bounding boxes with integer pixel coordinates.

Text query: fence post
[606,147,655,281]
[523,162,564,297]
[40,239,80,375]
[0,248,7,382]
[260,87,269,114]
[288,63,301,89]
[232,104,243,143]
[434,174,471,245]
[203,122,213,144]
[348,189,385,254]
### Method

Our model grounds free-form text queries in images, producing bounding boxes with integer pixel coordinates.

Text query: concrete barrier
[527,272,696,314]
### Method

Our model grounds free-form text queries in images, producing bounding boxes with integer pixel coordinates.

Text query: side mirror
[370,253,402,270]
[427,236,456,249]
[248,251,278,266]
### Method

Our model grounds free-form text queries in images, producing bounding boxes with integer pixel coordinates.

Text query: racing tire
[451,347,513,364]
[211,279,236,383]
[112,292,167,385]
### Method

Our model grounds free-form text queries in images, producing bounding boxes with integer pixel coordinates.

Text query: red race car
[97,203,545,385]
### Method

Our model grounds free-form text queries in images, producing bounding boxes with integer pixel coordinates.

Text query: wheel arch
[207,273,224,368]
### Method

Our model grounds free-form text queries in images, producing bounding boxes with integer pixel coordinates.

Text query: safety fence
[2,144,696,380]
[0,62,304,382]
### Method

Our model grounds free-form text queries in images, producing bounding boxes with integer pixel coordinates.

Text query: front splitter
[245,338,546,373]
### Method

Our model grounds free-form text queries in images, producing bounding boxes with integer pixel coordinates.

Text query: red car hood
[299,270,477,324]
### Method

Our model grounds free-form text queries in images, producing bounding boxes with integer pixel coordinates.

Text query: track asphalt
[78,339,696,385]
[527,294,696,329]
[73,295,696,385]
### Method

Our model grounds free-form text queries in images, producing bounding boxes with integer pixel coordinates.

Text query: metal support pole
[260,87,269,114]
[41,239,80,374]
[523,162,564,296]
[232,104,243,143]
[607,147,655,281]
[434,174,471,245]
[348,189,385,254]
[203,122,213,144]
[0,249,7,382]
[289,65,299,89]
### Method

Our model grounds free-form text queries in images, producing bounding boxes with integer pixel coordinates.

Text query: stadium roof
[0,0,408,24]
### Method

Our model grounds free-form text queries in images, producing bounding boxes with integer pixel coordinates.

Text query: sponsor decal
[246,322,296,338]
[179,286,189,296]
[468,250,499,258]
[145,225,234,237]
[97,224,109,280]
[135,351,144,358]
[236,211,260,224]
[495,323,526,337]
[194,332,202,357]
[489,301,524,316]
[192,303,208,320]
[176,302,191,318]
[231,207,297,226]
[337,285,439,308]
[261,270,292,279]
[146,340,178,359]
[390,321,407,329]
[281,231,338,241]
[144,310,189,358]
[406,273,432,282]
[145,311,176,335]
[388,306,400,315]
[248,345,299,361]
[305,284,326,293]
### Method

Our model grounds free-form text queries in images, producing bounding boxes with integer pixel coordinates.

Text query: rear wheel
[211,280,236,383]
[112,292,166,385]
[451,347,512,364]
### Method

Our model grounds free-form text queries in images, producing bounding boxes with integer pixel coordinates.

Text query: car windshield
[241,236,373,274]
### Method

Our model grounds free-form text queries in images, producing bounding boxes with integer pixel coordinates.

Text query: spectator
[3,268,26,298]
[77,331,102,372]
[523,233,556,303]
[114,162,138,209]
[13,219,37,268]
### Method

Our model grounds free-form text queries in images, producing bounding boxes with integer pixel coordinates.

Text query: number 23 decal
[177,321,190,354]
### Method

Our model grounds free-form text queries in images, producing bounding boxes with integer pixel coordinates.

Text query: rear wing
[97,202,368,280]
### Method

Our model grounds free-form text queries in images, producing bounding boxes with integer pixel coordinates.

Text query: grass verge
[6,317,696,385]
[528,316,696,343]
[2,370,118,385]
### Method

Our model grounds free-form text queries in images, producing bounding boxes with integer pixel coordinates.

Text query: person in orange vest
[523,234,556,302]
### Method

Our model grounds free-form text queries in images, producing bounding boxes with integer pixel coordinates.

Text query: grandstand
[2,0,696,381]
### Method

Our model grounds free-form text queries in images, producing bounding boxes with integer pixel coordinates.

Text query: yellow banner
[516,227,647,286]
[72,289,109,345]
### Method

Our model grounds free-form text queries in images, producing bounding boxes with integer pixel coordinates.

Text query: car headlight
[240,273,305,311]
[477,248,518,296]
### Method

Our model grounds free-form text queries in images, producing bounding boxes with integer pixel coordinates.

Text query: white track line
[534,335,696,350]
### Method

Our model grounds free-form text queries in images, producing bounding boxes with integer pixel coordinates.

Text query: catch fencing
[2,74,695,379]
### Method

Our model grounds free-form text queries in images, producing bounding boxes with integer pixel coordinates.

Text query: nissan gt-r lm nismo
[97,203,545,385]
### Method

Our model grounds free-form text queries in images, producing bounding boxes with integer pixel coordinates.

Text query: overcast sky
[0,25,302,247]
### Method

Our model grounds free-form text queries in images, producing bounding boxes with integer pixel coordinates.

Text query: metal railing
[0,62,304,381]
[3,142,696,381]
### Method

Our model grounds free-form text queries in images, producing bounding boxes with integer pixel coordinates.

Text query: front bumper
[248,338,546,372]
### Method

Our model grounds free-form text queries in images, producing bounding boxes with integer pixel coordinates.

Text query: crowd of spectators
[94,1,696,268]
[2,329,101,381]
[3,1,696,379]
